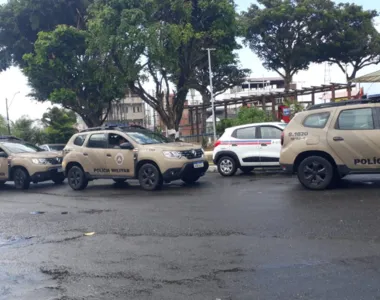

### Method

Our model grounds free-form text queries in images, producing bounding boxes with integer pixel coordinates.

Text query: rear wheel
[240,167,254,174]
[52,173,65,184]
[113,178,127,184]
[182,175,201,184]
[217,156,238,177]
[67,166,88,191]
[138,163,163,191]
[297,156,334,190]
[13,168,30,190]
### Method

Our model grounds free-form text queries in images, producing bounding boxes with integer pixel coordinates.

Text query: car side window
[260,126,282,139]
[234,127,256,139]
[337,108,374,130]
[303,112,330,128]
[108,133,128,149]
[87,134,107,148]
[74,135,87,146]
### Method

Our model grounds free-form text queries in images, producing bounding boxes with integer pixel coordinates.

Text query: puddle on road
[0,235,34,247]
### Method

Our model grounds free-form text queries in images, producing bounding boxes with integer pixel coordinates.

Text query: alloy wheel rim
[303,161,327,186]
[142,167,156,187]
[220,159,233,174]
[70,170,81,187]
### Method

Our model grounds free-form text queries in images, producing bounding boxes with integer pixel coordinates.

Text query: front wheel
[67,166,88,191]
[52,174,65,184]
[138,163,163,191]
[297,156,334,190]
[217,156,238,177]
[13,168,30,190]
[182,175,201,184]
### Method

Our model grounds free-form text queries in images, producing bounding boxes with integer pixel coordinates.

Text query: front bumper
[162,160,209,182]
[30,166,64,182]
[280,164,294,174]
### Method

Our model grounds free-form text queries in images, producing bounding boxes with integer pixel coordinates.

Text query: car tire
[67,166,88,191]
[182,175,201,184]
[113,178,127,184]
[217,156,238,177]
[0,181,5,186]
[240,167,254,174]
[52,174,65,184]
[138,163,163,191]
[13,168,30,190]
[297,156,334,190]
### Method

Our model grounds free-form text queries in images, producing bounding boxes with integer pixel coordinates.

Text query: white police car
[213,122,287,176]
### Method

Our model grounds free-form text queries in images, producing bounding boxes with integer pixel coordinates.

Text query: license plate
[193,162,204,169]
[57,167,64,173]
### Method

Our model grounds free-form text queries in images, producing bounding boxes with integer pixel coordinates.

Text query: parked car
[213,122,287,176]
[62,125,209,191]
[280,96,380,190]
[0,141,64,189]
[39,144,66,152]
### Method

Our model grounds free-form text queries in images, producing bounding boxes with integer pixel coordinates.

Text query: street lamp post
[5,91,20,135]
[202,48,217,142]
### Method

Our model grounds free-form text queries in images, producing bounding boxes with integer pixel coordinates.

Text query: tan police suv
[280,97,380,190]
[62,125,209,191]
[0,140,64,189]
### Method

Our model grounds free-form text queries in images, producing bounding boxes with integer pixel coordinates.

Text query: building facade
[105,91,146,126]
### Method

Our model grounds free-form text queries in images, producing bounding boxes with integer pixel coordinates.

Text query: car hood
[12,151,63,159]
[143,142,201,151]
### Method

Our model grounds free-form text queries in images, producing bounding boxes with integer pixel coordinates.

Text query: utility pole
[5,98,10,135]
[5,91,20,135]
[203,48,217,142]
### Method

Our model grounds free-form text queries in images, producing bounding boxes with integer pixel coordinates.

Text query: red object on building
[278,105,291,123]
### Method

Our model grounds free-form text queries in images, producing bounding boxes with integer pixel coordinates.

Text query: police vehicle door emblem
[115,153,124,166]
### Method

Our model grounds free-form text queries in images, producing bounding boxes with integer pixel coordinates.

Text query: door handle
[333,137,344,141]
[261,143,268,146]
[106,154,111,157]
[231,144,237,147]
[83,153,88,156]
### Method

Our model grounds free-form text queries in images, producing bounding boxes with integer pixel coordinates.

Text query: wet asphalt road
[1,172,380,300]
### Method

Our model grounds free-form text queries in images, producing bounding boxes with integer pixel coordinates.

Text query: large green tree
[41,107,77,144]
[22,25,125,127]
[241,0,334,91]
[88,0,244,135]
[11,116,44,144]
[0,0,89,71]
[0,115,8,135]
[316,3,380,82]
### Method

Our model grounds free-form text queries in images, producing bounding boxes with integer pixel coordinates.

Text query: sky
[0,0,380,121]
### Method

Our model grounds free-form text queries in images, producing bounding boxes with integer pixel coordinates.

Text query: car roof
[225,122,286,131]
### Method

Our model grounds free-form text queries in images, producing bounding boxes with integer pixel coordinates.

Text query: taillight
[281,131,284,146]
[214,140,221,147]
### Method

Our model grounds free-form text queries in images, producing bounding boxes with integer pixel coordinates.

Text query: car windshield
[49,145,65,151]
[2,142,42,153]
[126,130,170,145]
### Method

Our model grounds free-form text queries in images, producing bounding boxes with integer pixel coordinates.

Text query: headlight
[163,151,182,159]
[32,158,49,165]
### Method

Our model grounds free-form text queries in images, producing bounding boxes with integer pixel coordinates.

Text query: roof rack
[80,124,147,133]
[306,96,380,111]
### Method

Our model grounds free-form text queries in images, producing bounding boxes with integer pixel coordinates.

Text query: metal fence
[179,133,216,146]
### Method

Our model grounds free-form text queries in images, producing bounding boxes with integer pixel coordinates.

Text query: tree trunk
[284,73,293,92]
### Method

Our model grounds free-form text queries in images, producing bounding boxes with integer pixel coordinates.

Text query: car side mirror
[0,151,7,158]
[120,142,134,150]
